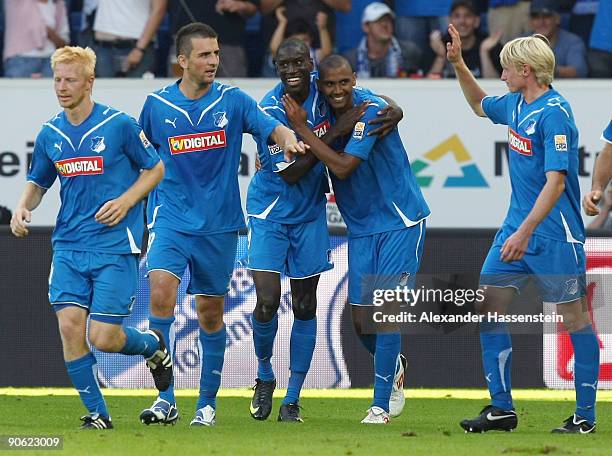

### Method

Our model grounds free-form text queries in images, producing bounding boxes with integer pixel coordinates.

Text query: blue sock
[284,317,317,405]
[252,313,278,381]
[196,326,226,410]
[480,321,513,410]
[120,326,158,358]
[570,324,599,424]
[372,332,401,412]
[149,315,176,403]
[65,352,109,418]
[358,333,377,355]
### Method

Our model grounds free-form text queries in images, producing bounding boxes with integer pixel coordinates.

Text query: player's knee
[149,285,177,316]
[196,297,224,332]
[473,299,488,314]
[292,296,317,320]
[57,317,83,342]
[254,292,280,323]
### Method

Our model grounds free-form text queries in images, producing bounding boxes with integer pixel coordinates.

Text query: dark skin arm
[279,102,367,184]
[369,95,403,137]
[283,95,362,180]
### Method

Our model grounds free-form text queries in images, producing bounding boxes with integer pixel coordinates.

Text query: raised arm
[447,24,487,117]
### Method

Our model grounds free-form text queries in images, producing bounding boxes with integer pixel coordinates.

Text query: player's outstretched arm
[447,24,487,117]
[500,171,566,262]
[283,94,361,179]
[270,124,308,163]
[583,141,612,216]
[95,161,164,227]
[11,182,47,237]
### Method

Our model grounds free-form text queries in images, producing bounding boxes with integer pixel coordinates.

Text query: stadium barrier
[0,79,610,229]
[2,227,610,389]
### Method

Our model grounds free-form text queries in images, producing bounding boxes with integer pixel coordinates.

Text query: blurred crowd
[1,0,611,79]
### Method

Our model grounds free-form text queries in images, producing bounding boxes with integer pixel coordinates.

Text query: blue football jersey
[139,81,281,234]
[603,120,612,143]
[247,73,329,224]
[329,88,430,237]
[27,103,160,253]
[482,88,585,243]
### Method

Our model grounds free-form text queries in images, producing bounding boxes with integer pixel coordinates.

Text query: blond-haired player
[11,46,169,429]
[446,29,599,433]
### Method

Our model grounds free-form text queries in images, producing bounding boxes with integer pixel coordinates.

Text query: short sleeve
[27,130,57,189]
[122,116,160,170]
[481,93,510,125]
[138,98,158,149]
[542,108,572,173]
[602,120,612,144]
[343,103,380,161]
[236,89,281,144]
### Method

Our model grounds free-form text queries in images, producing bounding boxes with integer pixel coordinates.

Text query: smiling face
[449,5,480,39]
[179,36,220,87]
[363,15,394,43]
[275,41,313,102]
[317,63,356,114]
[53,62,93,110]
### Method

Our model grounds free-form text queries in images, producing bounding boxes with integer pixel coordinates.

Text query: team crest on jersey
[313,120,330,138]
[55,156,104,177]
[139,131,151,149]
[508,128,532,156]
[525,119,537,135]
[213,111,228,128]
[168,131,227,155]
[91,136,106,153]
[353,122,365,140]
[268,143,283,155]
[555,135,568,152]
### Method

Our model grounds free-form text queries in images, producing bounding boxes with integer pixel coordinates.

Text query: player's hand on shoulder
[95,198,130,227]
[281,94,307,129]
[446,24,463,65]
[333,102,367,137]
[10,207,31,237]
[582,190,602,216]
[368,103,403,138]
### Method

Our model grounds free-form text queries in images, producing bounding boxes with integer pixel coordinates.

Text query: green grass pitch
[0,389,610,455]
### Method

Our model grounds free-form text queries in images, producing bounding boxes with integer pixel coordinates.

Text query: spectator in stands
[428,0,502,78]
[92,0,167,78]
[3,0,69,78]
[269,7,332,69]
[343,2,421,78]
[529,0,588,78]
[259,0,351,76]
[487,0,531,44]
[335,0,379,55]
[569,0,598,47]
[588,0,612,77]
[171,0,259,78]
[393,1,451,49]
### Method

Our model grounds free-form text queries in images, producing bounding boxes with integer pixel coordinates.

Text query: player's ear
[351,72,357,87]
[177,54,188,70]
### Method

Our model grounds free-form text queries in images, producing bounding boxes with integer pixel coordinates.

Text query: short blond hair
[500,34,555,86]
[51,46,97,78]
